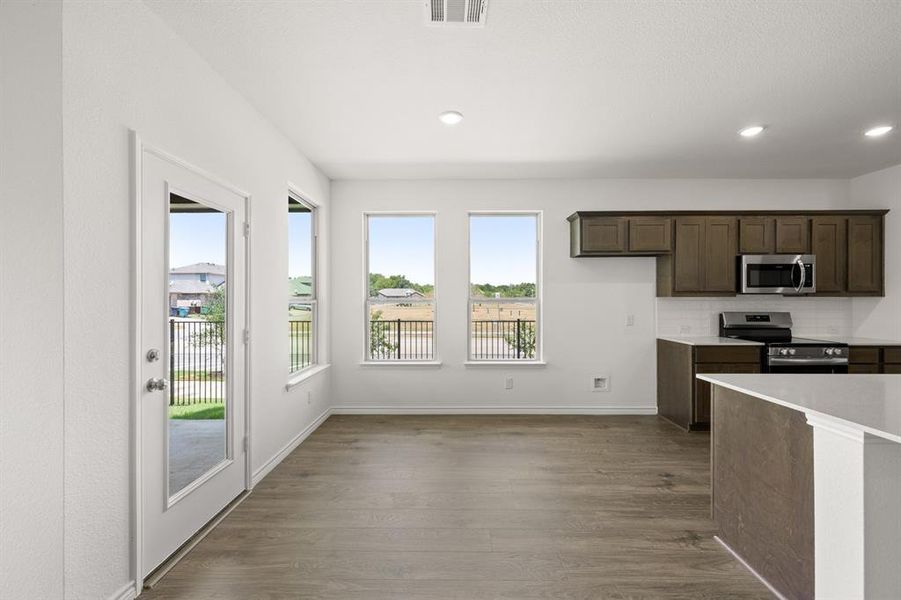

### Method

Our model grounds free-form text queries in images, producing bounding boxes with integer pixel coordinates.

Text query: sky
[288,212,313,278]
[170,212,226,268]
[367,214,537,285]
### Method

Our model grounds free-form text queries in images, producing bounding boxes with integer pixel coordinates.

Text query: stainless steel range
[719,311,848,373]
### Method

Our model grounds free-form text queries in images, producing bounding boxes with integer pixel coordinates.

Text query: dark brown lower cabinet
[657,339,762,430]
[848,345,901,373]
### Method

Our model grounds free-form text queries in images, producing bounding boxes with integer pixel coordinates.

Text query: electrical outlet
[625,314,635,327]
[505,377,514,390]
[591,376,610,392]
[307,390,313,405]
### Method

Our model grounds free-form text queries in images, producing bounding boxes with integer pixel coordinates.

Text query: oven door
[740,255,816,295]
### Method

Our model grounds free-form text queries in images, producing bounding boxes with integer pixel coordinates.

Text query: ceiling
[146,0,901,180]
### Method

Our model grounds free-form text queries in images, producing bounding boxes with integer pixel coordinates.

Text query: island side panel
[711,386,815,600]
[656,339,693,429]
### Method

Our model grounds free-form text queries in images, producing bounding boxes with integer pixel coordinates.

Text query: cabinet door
[581,217,627,253]
[884,364,901,375]
[629,217,672,253]
[775,217,810,253]
[849,364,881,374]
[694,361,761,424]
[739,217,775,254]
[811,217,847,293]
[673,217,706,292]
[705,217,738,293]
[847,216,883,294]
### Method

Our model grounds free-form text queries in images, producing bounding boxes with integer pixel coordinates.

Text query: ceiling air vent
[427,0,487,27]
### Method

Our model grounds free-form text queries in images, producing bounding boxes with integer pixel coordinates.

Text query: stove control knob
[780,348,790,356]
[825,348,834,356]
[833,348,843,356]
[788,348,797,355]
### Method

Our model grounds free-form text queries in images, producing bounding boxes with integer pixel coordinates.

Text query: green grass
[169,402,224,420]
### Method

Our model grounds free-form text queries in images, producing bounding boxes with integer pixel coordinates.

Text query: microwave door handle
[795,258,806,293]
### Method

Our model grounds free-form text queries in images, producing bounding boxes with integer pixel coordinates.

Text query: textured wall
[61,1,330,597]
[0,1,65,597]
[851,163,901,340]
[330,178,848,413]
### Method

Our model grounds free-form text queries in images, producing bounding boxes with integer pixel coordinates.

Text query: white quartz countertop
[807,336,901,346]
[697,374,901,443]
[657,336,764,347]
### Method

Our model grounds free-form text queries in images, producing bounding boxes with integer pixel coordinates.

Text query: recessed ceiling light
[864,125,893,138]
[438,111,463,126]
[739,125,765,138]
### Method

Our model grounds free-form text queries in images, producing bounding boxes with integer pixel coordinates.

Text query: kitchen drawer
[694,346,761,364]
[848,347,880,364]
[884,364,901,374]
[883,348,901,364]
[849,364,880,374]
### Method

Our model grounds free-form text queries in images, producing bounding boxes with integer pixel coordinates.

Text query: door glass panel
[168,194,228,497]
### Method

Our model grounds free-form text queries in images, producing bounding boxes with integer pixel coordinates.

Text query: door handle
[795,258,806,293]
[146,377,170,392]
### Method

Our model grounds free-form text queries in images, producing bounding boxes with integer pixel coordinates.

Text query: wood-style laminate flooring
[143,415,772,599]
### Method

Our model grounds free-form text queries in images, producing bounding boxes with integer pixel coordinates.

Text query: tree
[190,286,226,373]
[503,320,536,359]
[368,309,397,358]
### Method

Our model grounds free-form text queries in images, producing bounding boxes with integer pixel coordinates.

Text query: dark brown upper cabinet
[629,217,672,253]
[569,215,671,256]
[739,217,775,254]
[847,215,883,294]
[775,216,810,253]
[568,210,886,297]
[577,216,627,254]
[811,217,847,293]
[665,216,737,295]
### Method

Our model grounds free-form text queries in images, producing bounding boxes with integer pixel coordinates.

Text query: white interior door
[139,147,248,577]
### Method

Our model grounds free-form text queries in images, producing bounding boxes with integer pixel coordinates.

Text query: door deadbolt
[146,348,160,362]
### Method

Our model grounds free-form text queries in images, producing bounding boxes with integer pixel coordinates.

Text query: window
[469,213,541,361]
[364,214,436,361]
[288,195,317,373]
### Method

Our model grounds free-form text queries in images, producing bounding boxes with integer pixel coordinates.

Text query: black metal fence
[366,319,537,360]
[169,319,225,406]
[369,319,434,360]
[290,320,313,373]
[472,319,536,360]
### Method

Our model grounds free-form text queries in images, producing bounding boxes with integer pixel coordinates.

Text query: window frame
[287,191,318,376]
[467,211,543,363]
[362,211,439,364]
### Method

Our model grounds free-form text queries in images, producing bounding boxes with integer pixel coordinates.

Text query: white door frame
[130,130,253,594]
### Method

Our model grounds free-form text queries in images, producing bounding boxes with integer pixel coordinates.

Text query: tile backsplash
[656,297,853,338]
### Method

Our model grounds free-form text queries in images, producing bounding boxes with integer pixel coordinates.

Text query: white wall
[330,179,848,413]
[850,163,901,340]
[0,2,65,597]
[58,1,331,597]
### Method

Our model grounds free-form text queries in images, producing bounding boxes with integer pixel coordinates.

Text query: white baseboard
[330,406,658,415]
[251,407,331,486]
[108,581,137,600]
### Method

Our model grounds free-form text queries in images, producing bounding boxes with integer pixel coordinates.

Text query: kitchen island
[699,374,901,600]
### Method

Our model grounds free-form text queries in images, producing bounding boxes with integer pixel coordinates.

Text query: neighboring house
[289,276,313,309]
[169,263,225,312]
[170,262,226,286]
[377,288,424,299]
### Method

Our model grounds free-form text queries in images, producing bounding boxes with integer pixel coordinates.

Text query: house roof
[169,280,218,294]
[170,262,226,275]
[378,288,423,298]
[289,276,312,297]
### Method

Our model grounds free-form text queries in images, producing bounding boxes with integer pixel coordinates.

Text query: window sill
[359,361,443,368]
[285,364,331,391]
[464,360,547,368]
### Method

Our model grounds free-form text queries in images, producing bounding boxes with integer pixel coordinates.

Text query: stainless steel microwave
[739,255,816,295]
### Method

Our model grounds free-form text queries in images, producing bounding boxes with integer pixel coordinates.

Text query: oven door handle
[768,357,848,366]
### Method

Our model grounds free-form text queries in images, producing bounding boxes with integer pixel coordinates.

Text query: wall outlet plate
[505,377,514,390]
[592,376,610,392]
